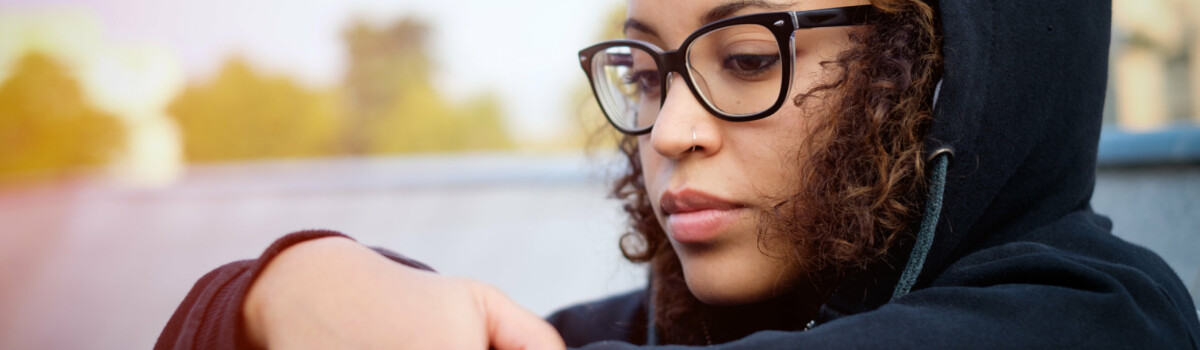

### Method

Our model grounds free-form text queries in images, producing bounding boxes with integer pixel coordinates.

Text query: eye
[622,70,661,95]
[722,54,780,78]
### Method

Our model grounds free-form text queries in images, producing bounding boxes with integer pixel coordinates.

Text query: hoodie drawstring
[892,149,951,299]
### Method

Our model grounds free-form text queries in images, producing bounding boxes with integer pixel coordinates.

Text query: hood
[825,0,1113,312]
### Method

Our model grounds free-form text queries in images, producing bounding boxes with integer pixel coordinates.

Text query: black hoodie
[550,0,1200,348]
[156,0,1200,349]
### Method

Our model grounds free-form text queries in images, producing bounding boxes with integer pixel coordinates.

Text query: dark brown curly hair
[608,0,942,344]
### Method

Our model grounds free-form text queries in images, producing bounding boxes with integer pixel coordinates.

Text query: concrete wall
[1092,166,1200,305]
[1092,127,1200,305]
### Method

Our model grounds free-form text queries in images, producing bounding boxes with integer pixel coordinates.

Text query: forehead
[626,0,865,43]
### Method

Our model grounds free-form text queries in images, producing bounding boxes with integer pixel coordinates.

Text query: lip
[660,189,746,244]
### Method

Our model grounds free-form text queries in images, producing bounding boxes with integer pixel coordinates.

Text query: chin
[676,250,796,306]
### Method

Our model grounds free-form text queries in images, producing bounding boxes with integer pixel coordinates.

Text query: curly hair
[608,0,942,344]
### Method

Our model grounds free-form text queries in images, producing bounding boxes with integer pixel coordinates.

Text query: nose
[650,74,722,159]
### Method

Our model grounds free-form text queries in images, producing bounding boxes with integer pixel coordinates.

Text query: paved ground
[0,154,645,350]
[0,153,1194,349]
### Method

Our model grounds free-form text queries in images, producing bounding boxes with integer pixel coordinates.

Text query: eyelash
[722,54,780,78]
[623,70,662,94]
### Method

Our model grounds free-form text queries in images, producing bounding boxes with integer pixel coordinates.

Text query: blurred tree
[168,58,341,162]
[0,52,125,178]
[343,17,512,154]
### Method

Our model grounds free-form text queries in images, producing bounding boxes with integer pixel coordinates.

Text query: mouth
[660,189,747,243]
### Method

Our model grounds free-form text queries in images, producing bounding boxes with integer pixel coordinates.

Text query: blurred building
[1110,0,1200,129]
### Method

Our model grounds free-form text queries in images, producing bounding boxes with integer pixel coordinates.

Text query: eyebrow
[623,18,659,38]
[623,0,797,39]
[701,0,797,26]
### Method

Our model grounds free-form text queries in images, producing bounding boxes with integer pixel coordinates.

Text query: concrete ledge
[1098,126,1200,167]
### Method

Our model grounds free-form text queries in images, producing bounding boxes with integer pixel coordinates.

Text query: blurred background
[0,0,1196,348]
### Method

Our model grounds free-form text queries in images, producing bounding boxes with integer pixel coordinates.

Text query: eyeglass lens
[590,24,783,132]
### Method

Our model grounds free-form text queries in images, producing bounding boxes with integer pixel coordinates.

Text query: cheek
[746,142,800,199]
[637,137,667,204]
[740,107,818,200]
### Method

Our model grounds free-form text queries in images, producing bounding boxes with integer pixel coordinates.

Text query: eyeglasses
[578,5,875,135]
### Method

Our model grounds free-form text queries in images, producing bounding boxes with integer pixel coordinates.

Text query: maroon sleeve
[154,230,435,350]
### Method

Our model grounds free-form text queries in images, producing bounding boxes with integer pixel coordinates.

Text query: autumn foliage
[0,16,514,180]
[0,52,125,179]
[168,59,343,162]
[170,17,512,162]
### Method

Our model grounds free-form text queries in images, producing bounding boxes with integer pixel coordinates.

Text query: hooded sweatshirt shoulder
[547,289,649,347]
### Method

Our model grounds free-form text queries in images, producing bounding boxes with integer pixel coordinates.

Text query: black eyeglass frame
[578,5,876,135]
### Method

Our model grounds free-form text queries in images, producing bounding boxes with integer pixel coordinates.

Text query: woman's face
[630,0,865,305]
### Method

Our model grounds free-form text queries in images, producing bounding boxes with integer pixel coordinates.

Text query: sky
[0,0,623,143]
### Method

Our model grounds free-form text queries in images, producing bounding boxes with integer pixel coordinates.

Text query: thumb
[471,282,566,350]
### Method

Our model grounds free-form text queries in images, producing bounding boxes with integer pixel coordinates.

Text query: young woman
[157,0,1200,349]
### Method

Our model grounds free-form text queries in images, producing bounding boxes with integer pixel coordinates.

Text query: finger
[473,283,566,350]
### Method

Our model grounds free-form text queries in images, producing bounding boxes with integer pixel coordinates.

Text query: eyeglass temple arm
[791,5,876,29]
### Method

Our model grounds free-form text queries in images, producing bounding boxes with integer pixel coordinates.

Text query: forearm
[243,236,369,347]
[156,230,354,350]
[161,230,561,350]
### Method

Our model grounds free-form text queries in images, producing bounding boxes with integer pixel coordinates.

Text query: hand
[244,237,565,350]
